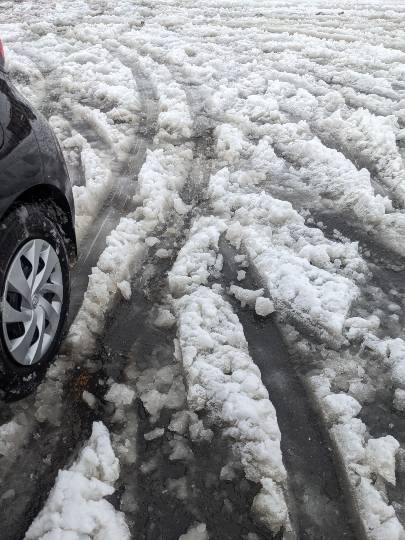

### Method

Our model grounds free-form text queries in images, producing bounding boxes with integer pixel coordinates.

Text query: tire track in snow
[219,239,365,540]
[1,46,197,538]
[92,129,271,539]
[306,210,405,529]
[69,60,157,323]
[157,38,386,538]
[94,135,248,540]
[99,236,267,540]
[0,64,158,540]
[1,2,405,539]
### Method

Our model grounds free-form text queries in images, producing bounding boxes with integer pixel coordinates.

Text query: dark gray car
[0,38,76,394]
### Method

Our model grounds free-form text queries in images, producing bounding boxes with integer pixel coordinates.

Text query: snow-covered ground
[1,0,405,538]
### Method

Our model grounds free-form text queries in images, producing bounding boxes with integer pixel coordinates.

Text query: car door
[0,69,43,222]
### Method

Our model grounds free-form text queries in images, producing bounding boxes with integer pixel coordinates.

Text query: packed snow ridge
[25,422,130,540]
[169,219,290,533]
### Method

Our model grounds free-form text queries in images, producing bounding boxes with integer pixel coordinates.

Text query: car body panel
[0,73,43,219]
[0,67,76,253]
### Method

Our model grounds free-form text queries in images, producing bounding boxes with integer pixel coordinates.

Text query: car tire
[0,202,70,382]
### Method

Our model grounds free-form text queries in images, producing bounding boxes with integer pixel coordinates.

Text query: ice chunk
[229,285,264,307]
[155,308,176,328]
[118,280,132,300]
[144,428,165,441]
[255,297,275,317]
[105,383,135,407]
[179,523,208,540]
[366,436,400,485]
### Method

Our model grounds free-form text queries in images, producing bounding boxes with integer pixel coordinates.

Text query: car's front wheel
[0,203,70,383]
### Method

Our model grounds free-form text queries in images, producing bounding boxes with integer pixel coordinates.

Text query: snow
[168,217,227,297]
[154,308,176,328]
[255,297,275,318]
[70,132,113,243]
[309,377,405,539]
[25,422,129,540]
[366,436,400,486]
[105,383,135,408]
[208,166,363,343]
[323,394,362,425]
[117,280,132,300]
[179,523,208,540]
[229,285,264,308]
[68,142,192,357]
[3,0,405,537]
[172,283,289,533]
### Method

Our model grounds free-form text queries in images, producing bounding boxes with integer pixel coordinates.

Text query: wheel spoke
[39,281,63,300]
[33,245,58,294]
[38,297,61,332]
[30,308,46,364]
[2,299,31,323]
[10,310,38,365]
[7,258,31,303]
[25,239,43,289]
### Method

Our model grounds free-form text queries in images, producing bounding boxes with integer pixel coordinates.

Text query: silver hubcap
[1,239,63,366]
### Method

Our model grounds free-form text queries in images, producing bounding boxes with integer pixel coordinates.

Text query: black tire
[0,202,70,381]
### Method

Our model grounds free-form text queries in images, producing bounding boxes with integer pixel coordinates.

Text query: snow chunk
[146,236,159,247]
[179,523,208,540]
[154,308,176,328]
[237,270,246,281]
[255,297,275,317]
[82,390,97,409]
[25,422,129,540]
[117,280,131,300]
[252,478,289,533]
[105,383,135,407]
[136,364,186,422]
[0,418,28,458]
[144,427,165,441]
[229,285,264,308]
[156,248,172,258]
[323,393,362,424]
[366,436,400,485]
[394,389,405,412]
[215,124,251,164]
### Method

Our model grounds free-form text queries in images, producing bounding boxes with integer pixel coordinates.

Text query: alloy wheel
[1,239,63,366]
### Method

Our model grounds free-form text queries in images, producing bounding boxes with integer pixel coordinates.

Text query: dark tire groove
[220,238,366,540]
[100,233,277,540]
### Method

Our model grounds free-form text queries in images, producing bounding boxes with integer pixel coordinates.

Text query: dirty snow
[1,0,405,538]
[24,422,130,540]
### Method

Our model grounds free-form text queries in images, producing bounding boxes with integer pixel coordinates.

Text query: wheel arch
[1,184,77,264]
